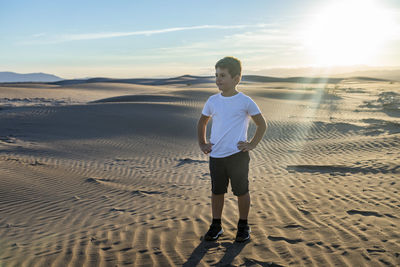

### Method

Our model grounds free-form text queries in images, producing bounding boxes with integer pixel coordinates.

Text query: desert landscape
[0,76,399,266]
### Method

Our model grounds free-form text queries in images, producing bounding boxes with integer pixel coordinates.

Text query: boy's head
[215,57,242,92]
[215,56,242,79]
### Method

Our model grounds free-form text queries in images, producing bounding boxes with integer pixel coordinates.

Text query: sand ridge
[0,80,399,266]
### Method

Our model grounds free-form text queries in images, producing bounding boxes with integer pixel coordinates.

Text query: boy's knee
[212,192,226,197]
[234,190,249,197]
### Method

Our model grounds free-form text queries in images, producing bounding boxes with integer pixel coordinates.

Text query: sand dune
[0,79,399,266]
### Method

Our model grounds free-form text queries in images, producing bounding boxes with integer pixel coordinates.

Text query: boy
[197,56,267,242]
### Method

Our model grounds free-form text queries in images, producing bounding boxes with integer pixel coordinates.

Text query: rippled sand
[1,78,399,266]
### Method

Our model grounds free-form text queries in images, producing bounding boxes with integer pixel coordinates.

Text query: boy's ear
[234,74,242,84]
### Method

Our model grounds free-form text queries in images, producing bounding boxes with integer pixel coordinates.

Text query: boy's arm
[237,113,267,152]
[197,114,212,154]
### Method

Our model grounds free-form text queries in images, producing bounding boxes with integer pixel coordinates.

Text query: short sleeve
[247,97,261,116]
[202,98,213,116]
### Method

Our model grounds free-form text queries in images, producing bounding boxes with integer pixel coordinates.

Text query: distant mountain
[0,72,63,83]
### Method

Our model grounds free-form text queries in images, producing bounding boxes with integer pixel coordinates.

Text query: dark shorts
[209,151,250,196]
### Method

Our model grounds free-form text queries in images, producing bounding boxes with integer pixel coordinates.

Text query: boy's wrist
[248,141,259,150]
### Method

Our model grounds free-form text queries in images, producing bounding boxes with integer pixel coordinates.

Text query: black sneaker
[204,223,223,241]
[235,224,250,242]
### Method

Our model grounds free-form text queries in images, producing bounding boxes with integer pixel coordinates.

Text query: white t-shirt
[202,92,261,158]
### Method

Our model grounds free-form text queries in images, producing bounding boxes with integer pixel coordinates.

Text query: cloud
[32,32,47,38]
[154,25,304,58]
[22,24,268,45]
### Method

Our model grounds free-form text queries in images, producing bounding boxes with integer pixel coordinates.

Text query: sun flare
[303,0,395,66]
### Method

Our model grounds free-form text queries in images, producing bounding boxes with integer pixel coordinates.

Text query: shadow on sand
[183,238,250,266]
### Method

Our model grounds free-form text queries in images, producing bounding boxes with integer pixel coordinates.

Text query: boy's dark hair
[215,56,242,78]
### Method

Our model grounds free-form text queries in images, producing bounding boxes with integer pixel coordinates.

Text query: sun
[302,0,395,66]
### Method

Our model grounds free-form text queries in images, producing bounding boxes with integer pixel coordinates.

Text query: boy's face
[215,67,240,92]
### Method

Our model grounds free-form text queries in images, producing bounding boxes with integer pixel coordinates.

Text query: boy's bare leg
[212,193,225,219]
[237,192,250,220]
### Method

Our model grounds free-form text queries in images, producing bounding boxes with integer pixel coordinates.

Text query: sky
[1,0,400,78]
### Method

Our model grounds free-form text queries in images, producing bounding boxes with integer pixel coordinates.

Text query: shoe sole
[235,228,251,242]
[205,229,224,241]
[235,235,250,242]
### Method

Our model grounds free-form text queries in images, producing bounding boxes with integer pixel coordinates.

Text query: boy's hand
[237,141,256,152]
[200,143,213,154]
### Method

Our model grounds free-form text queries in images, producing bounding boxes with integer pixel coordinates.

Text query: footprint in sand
[268,235,303,244]
[346,209,396,218]
[283,224,306,229]
[131,190,163,196]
